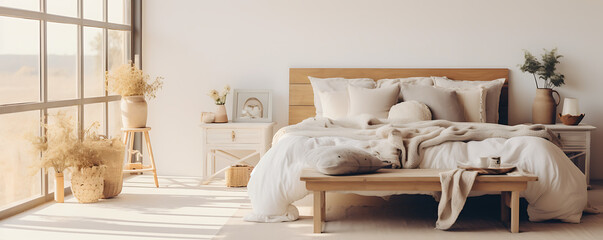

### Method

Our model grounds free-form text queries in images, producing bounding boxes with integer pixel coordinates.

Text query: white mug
[201,112,215,123]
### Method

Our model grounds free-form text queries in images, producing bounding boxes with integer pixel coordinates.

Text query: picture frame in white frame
[232,89,273,123]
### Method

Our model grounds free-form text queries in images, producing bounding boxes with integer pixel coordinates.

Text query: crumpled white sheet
[244,135,587,224]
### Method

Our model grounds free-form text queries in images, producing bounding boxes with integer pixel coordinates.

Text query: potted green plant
[105,62,163,128]
[519,48,565,124]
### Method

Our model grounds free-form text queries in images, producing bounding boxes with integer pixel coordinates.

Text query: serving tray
[459,166,516,175]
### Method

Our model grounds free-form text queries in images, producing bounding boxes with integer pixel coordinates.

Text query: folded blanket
[435,169,478,230]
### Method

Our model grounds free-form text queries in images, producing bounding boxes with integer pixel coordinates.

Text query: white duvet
[245,132,587,224]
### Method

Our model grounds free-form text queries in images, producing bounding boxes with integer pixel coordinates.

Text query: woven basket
[226,165,254,187]
[102,162,123,199]
[71,165,106,203]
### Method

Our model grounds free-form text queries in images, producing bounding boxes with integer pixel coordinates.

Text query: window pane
[0,16,40,104]
[47,22,77,101]
[83,0,103,21]
[47,106,78,190]
[47,0,77,18]
[84,27,104,97]
[108,30,130,72]
[0,111,42,208]
[108,0,130,25]
[0,0,39,11]
[108,100,122,138]
[84,103,105,136]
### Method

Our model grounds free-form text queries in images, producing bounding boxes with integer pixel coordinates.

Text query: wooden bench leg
[511,191,520,233]
[501,191,520,233]
[314,191,325,233]
[500,191,510,224]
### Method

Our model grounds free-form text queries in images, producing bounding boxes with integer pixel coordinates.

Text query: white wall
[143,0,603,179]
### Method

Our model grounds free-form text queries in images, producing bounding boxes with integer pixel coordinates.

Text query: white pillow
[317,90,348,119]
[309,146,389,175]
[376,77,434,102]
[388,100,432,122]
[348,85,400,118]
[432,77,505,123]
[452,86,488,123]
[309,77,375,116]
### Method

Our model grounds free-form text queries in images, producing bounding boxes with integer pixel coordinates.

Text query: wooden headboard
[289,68,509,125]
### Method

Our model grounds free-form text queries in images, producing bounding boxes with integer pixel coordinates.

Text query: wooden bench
[300,168,538,233]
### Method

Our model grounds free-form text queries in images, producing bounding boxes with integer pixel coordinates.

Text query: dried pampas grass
[30,112,124,174]
[105,61,163,99]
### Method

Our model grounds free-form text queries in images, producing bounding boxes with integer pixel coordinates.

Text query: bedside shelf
[543,123,596,187]
[200,122,276,184]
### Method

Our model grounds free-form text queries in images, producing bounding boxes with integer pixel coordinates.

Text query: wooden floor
[1,177,601,240]
[215,181,603,240]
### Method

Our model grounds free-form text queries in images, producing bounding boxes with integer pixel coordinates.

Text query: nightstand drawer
[206,129,261,144]
[554,131,587,148]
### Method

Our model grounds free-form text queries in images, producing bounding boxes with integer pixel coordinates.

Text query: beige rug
[215,182,603,240]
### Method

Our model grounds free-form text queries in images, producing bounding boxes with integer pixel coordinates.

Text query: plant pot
[71,166,106,203]
[121,96,148,128]
[214,104,228,123]
[532,88,560,124]
[54,172,64,203]
[102,157,124,199]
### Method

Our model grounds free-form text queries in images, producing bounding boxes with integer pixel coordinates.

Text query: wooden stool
[122,127,159,187]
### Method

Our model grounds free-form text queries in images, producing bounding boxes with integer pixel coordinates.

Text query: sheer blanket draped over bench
[245,116,587,224]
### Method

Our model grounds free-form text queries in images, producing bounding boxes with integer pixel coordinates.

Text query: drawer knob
[232,131,236,141]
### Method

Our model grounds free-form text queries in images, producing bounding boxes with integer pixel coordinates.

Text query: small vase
[54,172,64,203]
[532,88,560,124]
[214,105,228,123]
[121,96,148,128]
[71,166,106,203]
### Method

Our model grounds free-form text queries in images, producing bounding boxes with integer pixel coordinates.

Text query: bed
[244,68,587,225]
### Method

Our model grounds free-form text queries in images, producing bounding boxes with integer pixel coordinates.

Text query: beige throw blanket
[435,169,478,230]
[278,116,559,168]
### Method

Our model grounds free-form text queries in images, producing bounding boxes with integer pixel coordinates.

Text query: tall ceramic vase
[121,96,148,128]
[532,88,560,124]
[214,104,228,123]
[54,172,64,203]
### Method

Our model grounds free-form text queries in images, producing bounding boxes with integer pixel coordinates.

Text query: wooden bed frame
[289,68,509,125]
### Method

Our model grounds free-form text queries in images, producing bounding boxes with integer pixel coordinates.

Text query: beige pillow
[452,87,487,123]
[400,85,465,122]
[317,90,348,119]
[310,146,389,175]
[348,85,400,118]
[388,101,432,122]
[432,77,505,123]
[376,77,434,102]
[309,77,375,117]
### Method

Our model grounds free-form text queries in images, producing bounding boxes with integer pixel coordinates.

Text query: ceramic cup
[488,156,501,168]
[201,112,215,123]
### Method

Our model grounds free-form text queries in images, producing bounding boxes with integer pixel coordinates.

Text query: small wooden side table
[200,122,275,184]
[544,123,596,187]
[122,127,159,187]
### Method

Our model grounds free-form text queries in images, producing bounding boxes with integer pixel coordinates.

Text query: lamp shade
[561,98,580,116]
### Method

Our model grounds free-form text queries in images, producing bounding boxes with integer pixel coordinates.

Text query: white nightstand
[200,122,275,183]
[544,123,596,186]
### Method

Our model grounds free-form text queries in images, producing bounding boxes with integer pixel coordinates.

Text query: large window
[0,0,132,213]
